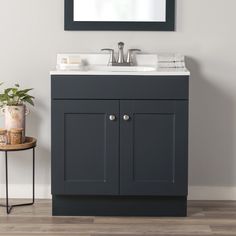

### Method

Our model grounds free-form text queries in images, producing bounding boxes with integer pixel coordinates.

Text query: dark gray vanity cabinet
[51,75,189,216]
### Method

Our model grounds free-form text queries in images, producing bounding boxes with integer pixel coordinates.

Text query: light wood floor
[0,200,236,235]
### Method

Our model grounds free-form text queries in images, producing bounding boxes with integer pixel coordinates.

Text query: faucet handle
[127,49,141,65]
[101,48,116,65]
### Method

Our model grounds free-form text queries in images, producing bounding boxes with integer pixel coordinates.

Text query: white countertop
[50,68,190,76]
[50,53,190,76]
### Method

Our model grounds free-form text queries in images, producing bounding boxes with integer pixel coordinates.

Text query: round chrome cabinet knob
[123,115,130,121]
[109,115,116,121]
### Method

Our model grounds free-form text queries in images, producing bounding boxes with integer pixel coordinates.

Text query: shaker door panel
[120,100,188,196]
[52,100,119,195]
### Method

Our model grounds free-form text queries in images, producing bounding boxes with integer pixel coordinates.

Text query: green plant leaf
[12,88,18,94]
[19,88,33,94]
[0,84,34,106]
[4,88,12,94]
[24,97,34,106]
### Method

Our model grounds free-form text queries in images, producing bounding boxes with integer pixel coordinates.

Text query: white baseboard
[1,184,236,201]
[188,186,236,200]
[0,184,51,199]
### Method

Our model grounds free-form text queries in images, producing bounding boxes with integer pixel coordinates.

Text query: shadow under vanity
[51,53,189,216]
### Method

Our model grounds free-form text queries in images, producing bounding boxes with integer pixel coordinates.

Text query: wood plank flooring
[0,200,236,235]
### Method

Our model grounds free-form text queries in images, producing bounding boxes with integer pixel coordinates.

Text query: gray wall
[0,0,236,199]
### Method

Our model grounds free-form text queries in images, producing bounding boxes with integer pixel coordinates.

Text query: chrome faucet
[101,42,141,66]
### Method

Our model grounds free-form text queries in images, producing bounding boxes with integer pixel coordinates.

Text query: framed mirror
[65,0,175,31]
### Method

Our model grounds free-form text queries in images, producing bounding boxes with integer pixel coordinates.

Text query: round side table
[0,137,37,214]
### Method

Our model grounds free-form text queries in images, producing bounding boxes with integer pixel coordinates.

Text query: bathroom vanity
[51,53,190,216]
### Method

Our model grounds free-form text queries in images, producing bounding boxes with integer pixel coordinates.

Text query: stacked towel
[158,54,186,69]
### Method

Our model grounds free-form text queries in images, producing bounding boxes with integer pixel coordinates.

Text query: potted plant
[0,83,34,142]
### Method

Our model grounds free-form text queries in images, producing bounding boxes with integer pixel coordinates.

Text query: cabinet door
[52,100,119,195]
[120,100,188,196]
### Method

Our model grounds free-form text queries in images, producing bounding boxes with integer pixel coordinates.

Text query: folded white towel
[158,54,185,63]
[158,61,186,68]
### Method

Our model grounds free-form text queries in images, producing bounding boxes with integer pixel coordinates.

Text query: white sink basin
[87,65,157,72]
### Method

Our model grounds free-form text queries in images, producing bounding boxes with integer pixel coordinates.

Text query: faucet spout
[117,42,125,64]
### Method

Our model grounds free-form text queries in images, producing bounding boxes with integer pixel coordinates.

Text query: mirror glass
[74,0,166,22]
